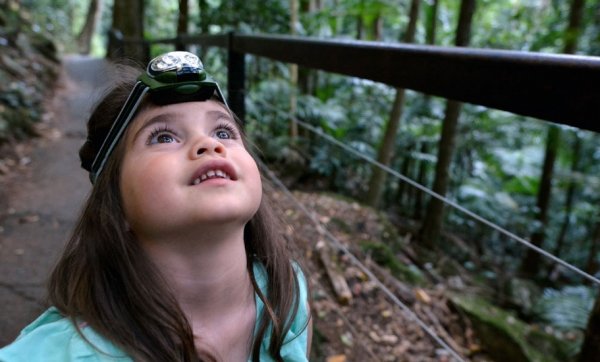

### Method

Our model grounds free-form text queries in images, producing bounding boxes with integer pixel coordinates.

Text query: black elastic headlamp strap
[89,82,149,183]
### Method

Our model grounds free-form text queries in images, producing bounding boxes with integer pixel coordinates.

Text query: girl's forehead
[132,101,232,127]
[137,100,230,119]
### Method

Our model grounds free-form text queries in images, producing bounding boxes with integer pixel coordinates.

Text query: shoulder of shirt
[252,260,311,362]
[0,307,130,362]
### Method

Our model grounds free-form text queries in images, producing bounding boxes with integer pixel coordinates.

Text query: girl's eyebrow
[131,112,180,142]
[206,109,236,124]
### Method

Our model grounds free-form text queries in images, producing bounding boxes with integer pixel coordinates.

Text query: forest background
[2,0,600,360]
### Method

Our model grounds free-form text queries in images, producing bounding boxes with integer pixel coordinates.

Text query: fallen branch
[317,240,353,305]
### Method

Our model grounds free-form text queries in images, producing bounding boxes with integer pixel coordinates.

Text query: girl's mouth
[192,169,232,185]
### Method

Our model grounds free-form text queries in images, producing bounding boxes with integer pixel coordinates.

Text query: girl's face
[119,100,262,240]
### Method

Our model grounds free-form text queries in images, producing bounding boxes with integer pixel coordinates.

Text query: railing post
[227,32,246,122]
[107,29,124,59]
[142,41,151,64]
[175,34,186,51]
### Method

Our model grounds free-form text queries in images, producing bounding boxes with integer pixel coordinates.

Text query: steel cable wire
[253,98,600,286]
[256,158,467,362]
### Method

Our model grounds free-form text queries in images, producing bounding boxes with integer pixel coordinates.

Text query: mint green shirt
[0,263,310,361]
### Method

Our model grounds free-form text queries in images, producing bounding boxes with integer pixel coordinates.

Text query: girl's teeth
[193,169,230,184]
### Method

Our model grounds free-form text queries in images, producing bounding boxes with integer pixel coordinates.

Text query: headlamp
[89,51,227,184]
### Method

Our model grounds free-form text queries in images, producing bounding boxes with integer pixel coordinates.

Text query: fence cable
[257,158,467,362]
[254,99,600,286]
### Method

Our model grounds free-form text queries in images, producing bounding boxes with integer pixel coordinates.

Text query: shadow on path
[0,55,112,346]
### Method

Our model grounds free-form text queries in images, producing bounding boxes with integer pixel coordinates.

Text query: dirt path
[0,55,111,346]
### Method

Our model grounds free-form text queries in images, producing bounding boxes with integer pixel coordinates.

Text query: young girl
[0,52,311,361]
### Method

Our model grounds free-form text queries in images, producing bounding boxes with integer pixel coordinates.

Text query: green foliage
[533,286,596,331]
[203,0,290,33]
[0,0,59,144]
[451,293,576,362]
[145,0,180,38]
[19,0,88,53]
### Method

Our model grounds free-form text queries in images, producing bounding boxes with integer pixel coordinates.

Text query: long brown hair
[48,63,306,361]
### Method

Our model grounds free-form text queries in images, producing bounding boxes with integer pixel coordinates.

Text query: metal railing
[106,28,600,360]
[109,29,600,132]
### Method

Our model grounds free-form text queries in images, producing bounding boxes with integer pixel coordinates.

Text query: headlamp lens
[149,51,203,74]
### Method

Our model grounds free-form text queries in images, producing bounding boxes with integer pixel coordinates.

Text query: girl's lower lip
[192,178,231,186]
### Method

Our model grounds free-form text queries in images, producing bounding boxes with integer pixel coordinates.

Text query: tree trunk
[412,0,438,220]
[413,142,429,220]
[176,0,189,51]
[289,0,299,139]
[396,144,414,209]
[419,100,463,247]
[372,13,383,41]
[552,133,581,259]
[108,0,145,61]
[584,220,600,278]
[403,0,420,43]
[520,0,584,278]
[198,0,209,34]
[579,280,600,361]
[365,89,407,206]
[364,0,420,207]
[564,0,585,54]
[76,0,101,55]
[419,0,476,249]
[356,15,364,40]
[197,0,209,56]
[425,0,440,45]
[519,125,560,277]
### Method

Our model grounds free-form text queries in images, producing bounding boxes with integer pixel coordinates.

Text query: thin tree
[584,219,600,277]
[364,0,421,207]
[425,0,440,46]
[519,0,584,277]
[551,133,582,260]
[107,0,145,60]
[519,125,560,277]
[289,0,299,139]
[412,0,439,220]
[198,0,209,34]
[579,276,600,361]
[76,0,102,55]
[176,0,189,51]
[298,0,322,97]
[419,0,476,249]
[196,0,209,57]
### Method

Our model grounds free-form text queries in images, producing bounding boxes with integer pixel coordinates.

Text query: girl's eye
[147,127,179,145]
[155,134,176,143]
[216,129,232,139]
[214,123,238,140]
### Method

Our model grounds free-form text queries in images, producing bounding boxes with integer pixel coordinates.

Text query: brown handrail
[120,31,600,132]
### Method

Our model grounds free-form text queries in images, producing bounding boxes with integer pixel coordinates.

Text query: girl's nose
[190,136,226,159]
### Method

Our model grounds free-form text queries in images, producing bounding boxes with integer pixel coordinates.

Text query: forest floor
[271,190,486,362]
[0,55,484,361]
